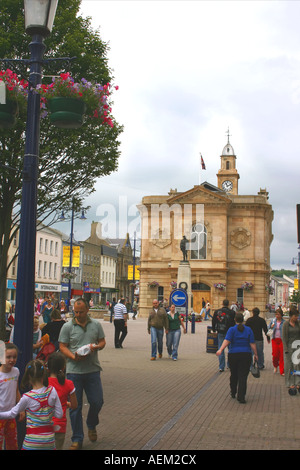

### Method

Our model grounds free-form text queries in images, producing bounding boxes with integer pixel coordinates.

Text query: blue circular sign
[170,289,188,306]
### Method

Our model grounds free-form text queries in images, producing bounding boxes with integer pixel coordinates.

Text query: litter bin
[206,326,218,353]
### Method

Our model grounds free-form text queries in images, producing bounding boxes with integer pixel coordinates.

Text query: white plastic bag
[76,344,92,356]
[0,340,5,364]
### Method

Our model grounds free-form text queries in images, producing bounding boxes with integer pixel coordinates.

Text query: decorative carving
[151,229,172,249]
[230,227,251,249]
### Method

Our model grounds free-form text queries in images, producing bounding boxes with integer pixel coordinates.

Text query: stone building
[138,138,274,317]
[108,234,133,299]
[82,222,117,304]
[82,240,101,303]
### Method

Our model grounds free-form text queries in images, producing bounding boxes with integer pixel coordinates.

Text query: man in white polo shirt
[113,298,128,348]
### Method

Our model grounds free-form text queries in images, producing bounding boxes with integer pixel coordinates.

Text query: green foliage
[0,0,123,339]
[0,0,123,219]
[271,269,297,278]
[289,290,300,305]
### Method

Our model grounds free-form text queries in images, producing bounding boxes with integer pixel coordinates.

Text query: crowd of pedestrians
[0,296,106,450]
[1,292,300,450]
[213,300,300,402]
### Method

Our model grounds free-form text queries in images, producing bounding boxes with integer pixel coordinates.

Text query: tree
[289,291,300,306]
[0,0,123,339]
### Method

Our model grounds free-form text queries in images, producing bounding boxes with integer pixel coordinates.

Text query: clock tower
[217,131,240,195]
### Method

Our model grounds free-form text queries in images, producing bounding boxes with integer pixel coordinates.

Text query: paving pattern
[63,317,300,451]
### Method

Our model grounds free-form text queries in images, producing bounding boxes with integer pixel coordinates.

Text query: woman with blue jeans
[166,304,186,360]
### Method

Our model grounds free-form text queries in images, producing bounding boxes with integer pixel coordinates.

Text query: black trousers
[114,319,127,347]
[228,352,252,400]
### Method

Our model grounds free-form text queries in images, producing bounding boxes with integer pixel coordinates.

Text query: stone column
[177,261,192,313]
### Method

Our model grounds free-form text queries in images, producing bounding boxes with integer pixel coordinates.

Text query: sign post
[170,288,189,331]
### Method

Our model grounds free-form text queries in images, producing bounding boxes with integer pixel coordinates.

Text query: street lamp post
[13,0,58,378]
[291,245,300,308]
[59,197,86,307]
[131,232,136,308]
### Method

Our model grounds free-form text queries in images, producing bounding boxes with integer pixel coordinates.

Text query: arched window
[190,223,207,260]
[226,161,230,169]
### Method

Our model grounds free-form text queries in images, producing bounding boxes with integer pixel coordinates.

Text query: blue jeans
[251,340,264,369]
[166,329,181,359]
[150,327,164,358]
[67,371,104,443]
[218,333,226,370]
[204,310,212,320]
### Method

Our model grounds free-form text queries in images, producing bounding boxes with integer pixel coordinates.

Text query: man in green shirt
[59,298,106,450]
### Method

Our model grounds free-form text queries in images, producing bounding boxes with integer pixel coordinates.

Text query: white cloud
[71,0,300,270]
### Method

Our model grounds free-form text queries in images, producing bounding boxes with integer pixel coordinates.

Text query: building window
[43,261,47,278]
[39,238,43,253]
[191,283,210,291]
[12,259,16,276]
[50,240,53,256]
[38,260,42,278]
[237,288,244,306]
[190,223,207,260]
[158,286,164,303]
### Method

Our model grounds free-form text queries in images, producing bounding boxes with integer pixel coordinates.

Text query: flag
[200,154,206,170]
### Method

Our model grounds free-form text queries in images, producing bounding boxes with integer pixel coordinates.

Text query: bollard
[191,312,195,334]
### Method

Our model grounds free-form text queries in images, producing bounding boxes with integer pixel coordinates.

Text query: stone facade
[138,139,273,317]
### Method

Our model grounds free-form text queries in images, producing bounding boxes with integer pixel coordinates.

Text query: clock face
[222,180,233,192]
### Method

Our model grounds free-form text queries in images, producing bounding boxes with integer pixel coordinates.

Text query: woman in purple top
[217,313,258,403]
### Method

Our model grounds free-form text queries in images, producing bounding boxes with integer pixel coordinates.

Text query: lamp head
[58,210,65,221]
[79,210,86,220]
[24,0,58,37]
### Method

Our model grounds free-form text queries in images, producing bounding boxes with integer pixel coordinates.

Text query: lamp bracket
[0,56,77,88]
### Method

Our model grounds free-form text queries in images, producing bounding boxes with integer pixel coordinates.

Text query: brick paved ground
[63,316,300,451]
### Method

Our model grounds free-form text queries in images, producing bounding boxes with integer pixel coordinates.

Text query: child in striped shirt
[0,359,62,450]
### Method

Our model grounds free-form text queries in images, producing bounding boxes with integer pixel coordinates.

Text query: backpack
[36,342,56,363]
[216,309,231,334]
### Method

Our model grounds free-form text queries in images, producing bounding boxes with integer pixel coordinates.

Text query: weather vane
[226,127,231,143]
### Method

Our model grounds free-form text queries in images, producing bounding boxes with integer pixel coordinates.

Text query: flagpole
[199,153,201,185]
[199,153,206,185]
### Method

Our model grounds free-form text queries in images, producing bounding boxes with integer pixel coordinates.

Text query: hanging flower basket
[36,73,118,129]
[170,281,177,289]
[62,271,77,280]
[48,97,86,129]
[148,281,160,288]
[0,69,28,128]
[241,282,254,291]
[265,284,274,295]
[214,282,226,291]
[0,99,19,128]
